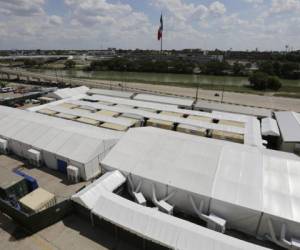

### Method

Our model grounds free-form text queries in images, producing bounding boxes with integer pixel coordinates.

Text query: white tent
[72,170,126,209]
[72,170,269,250]
[134,93,195,108]
[101,127,300,241]
[87,88,135,99]
[0,106,123,180]
[47,86,89,100]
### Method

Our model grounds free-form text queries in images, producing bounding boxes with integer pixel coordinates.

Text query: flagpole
[161,33,163,53]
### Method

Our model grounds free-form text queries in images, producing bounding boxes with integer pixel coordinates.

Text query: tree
[259,61,274,75]
[267,76,282,91]
[249,72,282,91]
[232,62,245,75]
[249,72,269,90]
[64,60,76,69]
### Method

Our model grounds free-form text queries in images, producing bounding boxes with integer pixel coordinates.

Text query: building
[72,171,269,250]
[275,111,300,155]
[101,127,300,248]
[0,105,123,180]
[29,91,264,147]
[195,100,272,119]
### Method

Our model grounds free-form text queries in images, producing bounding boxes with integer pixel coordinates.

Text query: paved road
[2,68,300,112]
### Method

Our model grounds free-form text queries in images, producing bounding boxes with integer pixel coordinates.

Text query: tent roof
[72,170,126,209]
[134,93,194,107]
[102,127,300,223]
[49,86,89,99]
[195,100,272,118]
[0,106,123,164]
[92,190,269,250]
[87,88,135,99]
[275,111,300,142]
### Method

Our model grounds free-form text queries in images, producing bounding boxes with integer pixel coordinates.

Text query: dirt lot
[0,212,138,250]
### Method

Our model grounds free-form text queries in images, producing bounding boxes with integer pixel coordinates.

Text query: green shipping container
[0,169,29,200]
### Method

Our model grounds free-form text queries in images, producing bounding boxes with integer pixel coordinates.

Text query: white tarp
[101,127,300,239]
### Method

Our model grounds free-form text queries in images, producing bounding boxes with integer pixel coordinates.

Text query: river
[31,69,300,87]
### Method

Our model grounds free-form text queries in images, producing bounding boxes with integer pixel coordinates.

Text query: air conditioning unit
[133,192,146,206]
[207,214,226,233]
[0,138,8,154]
[27,149,41,167]
[157,200,174,215]
[67,165,80,183]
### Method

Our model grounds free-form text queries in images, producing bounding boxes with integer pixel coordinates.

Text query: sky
[0,0,299,51]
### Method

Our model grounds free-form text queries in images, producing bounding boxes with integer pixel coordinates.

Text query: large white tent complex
[101,127,300,246]
[72,171,269,250]
[0,105,123,180]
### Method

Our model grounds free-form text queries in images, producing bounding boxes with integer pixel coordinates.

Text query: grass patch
[274,93,300,99]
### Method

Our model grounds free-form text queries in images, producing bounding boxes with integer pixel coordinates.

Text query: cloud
[0,0,45,16]
[0,0,299,50]
[209,1,226,16]
[269,0,300,14]
[49,15,63,26]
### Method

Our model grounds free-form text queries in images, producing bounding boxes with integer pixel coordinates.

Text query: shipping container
[19,188,56,214]
[120,114,144,127]
[76,117,100,126]
[0,169,28,200]
[58,102,78,109]
[55,113,78,120]
[95,110,120,117]
[100,123,129,132]
[37,109,58,116]
[147,119,174,130]
[177,124,207,137]
[218,119,245,128]
[14,170,39,192]
[160,111,184,118]
[212,130,244,144]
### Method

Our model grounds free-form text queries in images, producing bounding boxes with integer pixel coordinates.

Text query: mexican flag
[157,14,163,40]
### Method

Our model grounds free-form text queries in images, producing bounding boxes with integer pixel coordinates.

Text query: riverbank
[29,69,300,97]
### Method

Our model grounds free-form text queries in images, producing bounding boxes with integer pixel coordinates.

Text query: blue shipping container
[14,170,39,192]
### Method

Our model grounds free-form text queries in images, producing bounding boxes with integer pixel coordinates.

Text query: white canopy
[102,127,300,238]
